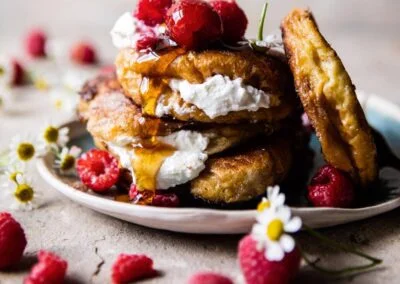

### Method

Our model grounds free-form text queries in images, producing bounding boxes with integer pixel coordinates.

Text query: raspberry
[152,191,180,207]
[136,30,160,51]
[111,254,156,284]
[129,184,141,201]
[308,165,355,208]
[70,42,97,65]
[0,212,27,269]
[238,235,301,284]
[99,65,116,75]
[11,59,25,86]
[135,0,172,26]
[129,185,180,207]
[116,168,133,192]
[165,0,223,49]
[25,250,67,284]
[187,272,233,284]
[24,29,47,58]
[210,0,248,43]
[76,149,120,192]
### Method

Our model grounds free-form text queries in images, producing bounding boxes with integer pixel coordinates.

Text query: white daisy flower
[54,146,82,175]
[252,206,302,261]
[0,55,13,87]
[9,134,40,164]
[257,185,286,212]
[28,59,61,91]
[10,173,41,211]
[2,163,26,185]
[62,67,97,92]
[38,123,69,152]
[49,86,79,113]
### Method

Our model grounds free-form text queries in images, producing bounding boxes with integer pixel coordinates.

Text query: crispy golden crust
[190,136,293,204]
[116,48,298,123]
[79,76,280,155]
[281,9,377,187]
[84,91,187,140]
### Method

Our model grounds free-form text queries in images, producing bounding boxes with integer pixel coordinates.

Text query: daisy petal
[280,234,295,253]
[266,242,284,262]
[274,194,285,207]
[70,146,82,157]
[251,223,265,237]
[284,216,302,233]
[277,206,291,223]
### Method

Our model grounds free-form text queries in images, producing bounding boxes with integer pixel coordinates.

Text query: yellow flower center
[14,183,34,203]
[43,126,59,144]
[0,66,4,76]
[17,143,35,161]
[9,171,22,183]
[60,155,75,171]
[257,200,271,212]
[34,78,49,91]
[266,219,284,241]
[54,99,63,110]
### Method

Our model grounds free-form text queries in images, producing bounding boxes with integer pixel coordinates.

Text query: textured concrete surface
[1,0,400,283]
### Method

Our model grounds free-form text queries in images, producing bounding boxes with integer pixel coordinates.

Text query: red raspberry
[210,0,248,43]
[165,0,223,49]
[24,29,47,58]
[11,59,26,86]
[99,65,116,75]
[0,212,27,269]
[24,250,67,284]
[70,42,97,65]
[152,191,180,207]
[308,165,355,208]
[238,235,301,284]
[76,149,120,192]
[129,185,180,207]
[129,184,141,201]
[187,272,233,284]
[135,0,173,26]
[136,30,160,51]
[111,254,156,284]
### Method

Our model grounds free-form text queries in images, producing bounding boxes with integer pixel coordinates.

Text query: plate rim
[35,93,400,231]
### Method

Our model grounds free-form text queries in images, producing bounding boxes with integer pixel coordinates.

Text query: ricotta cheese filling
[107,130,209,190]
[160,74,273,119]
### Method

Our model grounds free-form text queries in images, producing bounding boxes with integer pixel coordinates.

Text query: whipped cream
[110,12,166,49]
[155,94,197,117]
[167,74,272,119]
[107,130,209,190]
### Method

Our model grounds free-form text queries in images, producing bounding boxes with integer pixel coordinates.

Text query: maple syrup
[139,76,170,116]
[120,48,185,204]
[134,48,186,74]
[132,140,176,191]
[114,194,130,203]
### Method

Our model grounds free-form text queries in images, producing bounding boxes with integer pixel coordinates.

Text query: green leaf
[257,2,269,41]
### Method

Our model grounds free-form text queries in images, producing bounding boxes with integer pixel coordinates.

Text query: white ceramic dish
[37,93,400,234]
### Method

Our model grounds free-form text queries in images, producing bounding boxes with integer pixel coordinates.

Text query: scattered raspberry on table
[0,212,27,269]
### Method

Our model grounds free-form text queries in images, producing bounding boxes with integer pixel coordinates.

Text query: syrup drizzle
[126,48,186,204]
[139,77,170,116]
[134,48,185,74]
[132,140,176,191]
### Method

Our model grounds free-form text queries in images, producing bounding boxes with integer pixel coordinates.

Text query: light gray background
[1,1,400,283]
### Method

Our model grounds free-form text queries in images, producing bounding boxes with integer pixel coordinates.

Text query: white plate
[37,94,400,234]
